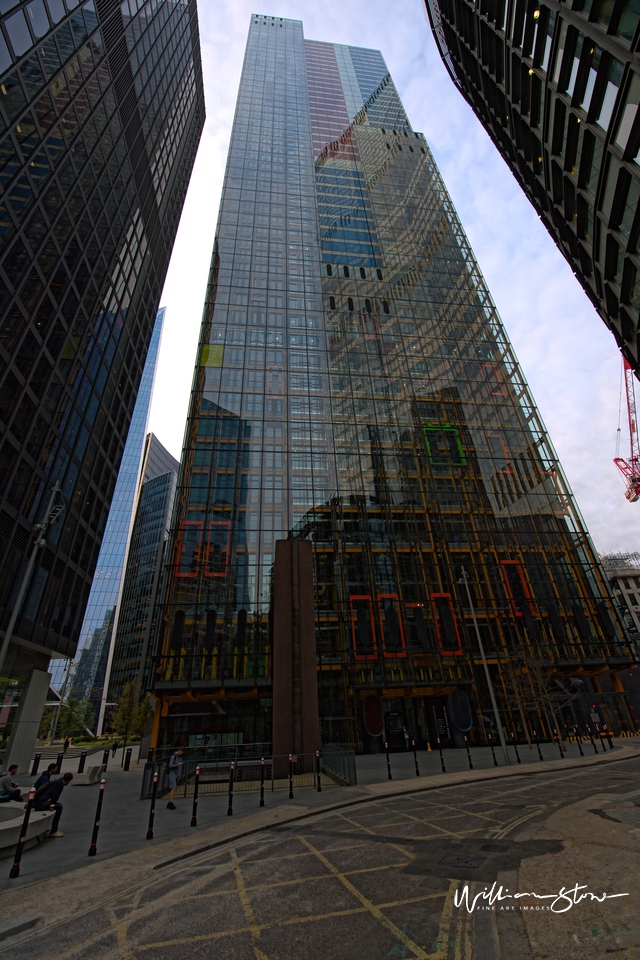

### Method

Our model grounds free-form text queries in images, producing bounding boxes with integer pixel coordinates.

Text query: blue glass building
[52,307,164,720]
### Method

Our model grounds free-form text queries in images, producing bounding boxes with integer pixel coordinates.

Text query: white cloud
[149,0,640,554]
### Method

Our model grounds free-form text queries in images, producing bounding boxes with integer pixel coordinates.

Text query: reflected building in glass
[0,0,204,766]
[106,431,178,703]
[150,14,637,754]
[54,307,164,716]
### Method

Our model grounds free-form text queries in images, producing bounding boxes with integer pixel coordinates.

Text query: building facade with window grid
[150,15,636,755]
[106,430,178,704]
[0,0,203,754]
[425,0,640,376]
[50,308,163,716]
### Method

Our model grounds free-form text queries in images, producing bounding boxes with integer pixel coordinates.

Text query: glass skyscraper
[425,0,640,375]
[106,430,178,704]
[52,307,163,714]
[150,15,635,754]
[0,0,203,767]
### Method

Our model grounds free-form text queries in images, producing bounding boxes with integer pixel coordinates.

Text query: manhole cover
[438,854,487,869]
[480,842,510,853]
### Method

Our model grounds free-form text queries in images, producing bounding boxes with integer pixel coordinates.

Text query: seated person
[34,763,58,791]
[34,772,73,837]
[0,764,23,802]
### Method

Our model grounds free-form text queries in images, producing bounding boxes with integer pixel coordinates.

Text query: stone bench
[0,802,55,860]
[72,764,106,786]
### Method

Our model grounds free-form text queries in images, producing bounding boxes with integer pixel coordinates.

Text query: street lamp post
[0,486,63,678]
[459,566,510,766]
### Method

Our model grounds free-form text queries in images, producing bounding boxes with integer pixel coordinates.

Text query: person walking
[402,727,410,751]
[34,763,57,791]
[0,765,23,802]
[63,737,70,753]
[111,740,119,758]
[166,748,183,810]
[34,772,73,837]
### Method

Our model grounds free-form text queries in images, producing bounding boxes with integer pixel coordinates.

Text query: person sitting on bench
[0,764,22,802]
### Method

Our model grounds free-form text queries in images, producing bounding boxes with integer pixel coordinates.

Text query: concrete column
[4,668,51,774]
[272,539,319,756]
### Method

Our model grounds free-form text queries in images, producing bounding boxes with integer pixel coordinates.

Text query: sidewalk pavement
[0,738,637,941]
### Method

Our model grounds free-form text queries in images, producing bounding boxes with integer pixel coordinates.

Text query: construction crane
[614,358,640,502]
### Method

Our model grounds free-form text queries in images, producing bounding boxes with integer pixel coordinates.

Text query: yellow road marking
[297,835,429,959]
[231,848,267,960]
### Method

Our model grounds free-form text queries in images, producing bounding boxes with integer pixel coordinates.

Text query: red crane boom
[614,359,640,502]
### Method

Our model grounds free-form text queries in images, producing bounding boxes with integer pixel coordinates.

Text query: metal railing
[140,748,357,799]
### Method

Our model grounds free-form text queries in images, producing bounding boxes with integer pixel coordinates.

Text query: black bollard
[553,729,564,759]
[437,737,446,773]
[78,750,87,773]
[31,753,42,776]
[146,772,158,840]
[190,766,200,827]
[595,724,606,751]
[385,742,392,780]
[55,751,64,774]
[464,736,474,770]
[412,740,420,777]
[288,754,294,799]
[124,748,132,771]
[9,788,35,879]
[573,727,584,757]
[227,761,235,815]
[532,731,544,762]
[260,758,265,807]
[88,778,106,857]
[147,747,154,763]
[488,734,498,767]
[316,750,322,792]
[603,724,614,750]
[586,724,598,754]
[102,748,110,770]
[511,732,521,764]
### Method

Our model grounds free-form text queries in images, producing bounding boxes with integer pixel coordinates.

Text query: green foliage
[113,678,141,743]
[58,698,95,737]
[132,695,155,739]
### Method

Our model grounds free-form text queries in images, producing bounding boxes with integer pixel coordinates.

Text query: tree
[113,678,141,748]
[132,695,155,739]
[499,645,581,748]
[58,697,95,737]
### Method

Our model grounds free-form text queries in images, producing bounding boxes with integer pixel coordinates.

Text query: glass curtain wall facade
[52,307,163,713]
[151,14,635,754]
[425,0,640,376]
[0,0,204,747]
[107,431,178,702]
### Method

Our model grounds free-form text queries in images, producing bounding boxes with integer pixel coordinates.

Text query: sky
[149,0,640,556]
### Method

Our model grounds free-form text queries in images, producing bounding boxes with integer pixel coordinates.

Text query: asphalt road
[4,755,639,960]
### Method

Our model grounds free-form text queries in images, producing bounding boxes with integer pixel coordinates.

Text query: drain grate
[438,854,487,869]
[480,842,510,853]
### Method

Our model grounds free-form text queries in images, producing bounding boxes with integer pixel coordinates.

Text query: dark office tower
[106,431,178,703]
[425,0,640,375]
[150,15,636,756]
[0,0,204,768]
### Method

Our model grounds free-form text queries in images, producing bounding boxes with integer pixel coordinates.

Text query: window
[360,267,366,278]
[343,265,349,277]
[501,560,533,615]
[176,521,203,577]
[348,297,354,311]
[430,594,462,654]
[205,520,231,578]
[329,296,335,309]
[378,595,406,657]
[377,268,383,280]
[350,596,377,659]
[326,264,332,276]
[382,300,390,314]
